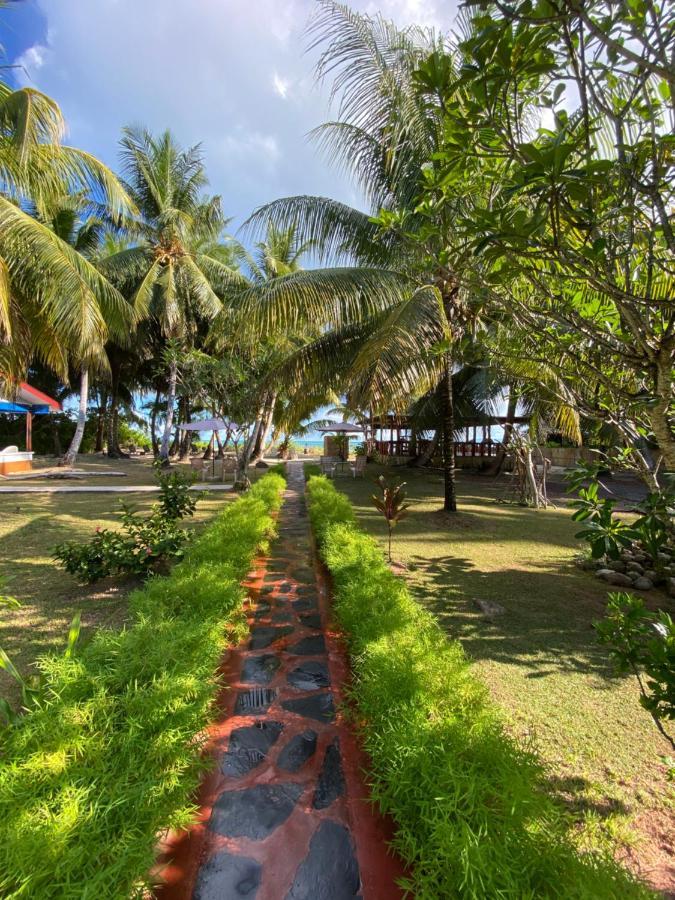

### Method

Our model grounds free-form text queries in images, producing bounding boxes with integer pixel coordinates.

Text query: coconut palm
[100,127,246,462]
[239,1,492,511]
[0,78,135,382]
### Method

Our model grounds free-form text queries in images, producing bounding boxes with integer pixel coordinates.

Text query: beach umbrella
[314,422,365,433]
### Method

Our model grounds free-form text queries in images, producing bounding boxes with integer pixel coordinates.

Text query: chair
[320,456,339,476]
[349,455,367,478]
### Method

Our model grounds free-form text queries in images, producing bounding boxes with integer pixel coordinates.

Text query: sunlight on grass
[336,466,674,864]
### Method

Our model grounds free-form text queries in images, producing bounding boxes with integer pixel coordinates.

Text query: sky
[1,0,455,230]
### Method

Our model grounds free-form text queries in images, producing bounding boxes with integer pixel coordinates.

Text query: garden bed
[0,470,286,898]
[305,472,651,898]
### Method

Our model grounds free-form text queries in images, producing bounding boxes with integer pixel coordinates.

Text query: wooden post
[26,411,32,452]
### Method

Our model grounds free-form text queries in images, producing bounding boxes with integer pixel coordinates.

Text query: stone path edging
[154,461,405,900]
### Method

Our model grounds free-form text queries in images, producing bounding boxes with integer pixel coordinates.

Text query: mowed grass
[335,465,674,881]
[0,460,233,706]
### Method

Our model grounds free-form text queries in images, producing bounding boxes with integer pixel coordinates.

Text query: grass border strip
[0,470,286,899]
[305,472,651,899]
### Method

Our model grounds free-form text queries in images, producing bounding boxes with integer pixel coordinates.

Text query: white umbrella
[178,418,230,476]
[314,421,365,433]
[178,417,228,432]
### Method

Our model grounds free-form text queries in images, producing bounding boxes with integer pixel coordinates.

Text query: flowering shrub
[54,468,200,583]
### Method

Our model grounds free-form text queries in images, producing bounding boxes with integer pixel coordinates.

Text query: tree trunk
[414,429,439,467]
[491,388,518,476]
[94,390,107,452]
[648,352,675,473]
[61,368,89,467]
[179,400,192,461]
[159,359,178,464]
[106,362,127,459]
[251,392,277,464]
[50,415,62,457]
[150,388,160,457]
[440,354,457,512]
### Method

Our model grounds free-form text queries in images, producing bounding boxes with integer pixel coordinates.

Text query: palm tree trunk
[441,353,457,512]
[61,368,89,467]
[492,388,518,476]
[150,388,160,457]
[94,389,107,452]
[159,359,178,464]
[179,399,191,461]
[414,429,439,467]
[251,392,277,464]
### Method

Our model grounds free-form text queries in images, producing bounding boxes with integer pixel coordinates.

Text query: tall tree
[240,1,497,511]
[0,74,135,382]
[101,127,245,463]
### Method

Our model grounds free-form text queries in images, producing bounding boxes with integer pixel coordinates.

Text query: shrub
[53,467,201,583]
[0,471,286,898]
[306,474,650,899]
[596,593,675,757]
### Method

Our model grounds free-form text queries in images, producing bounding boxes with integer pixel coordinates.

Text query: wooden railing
[374,439,502,458]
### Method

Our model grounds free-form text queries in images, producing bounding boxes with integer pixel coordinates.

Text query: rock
[209,783,303,840]
[193,850,262,899]
[607,560,626,572]
[287,661,330,692]
[234,688,277,716]
[644,569,658,582]
[578,558,602,571]
[600,571,634,587]
[313,738,345,810]
[667,578,675,598]
[632,577,654,591]
[596,569,614,579]
[285,820,361,899]
[626,562,644,575]
[474,598,505,617]
[221,721,284,776]
[288,635,326,656]
[277,730,318,772]
[657,552,672,564]
[255,460,269,469]
[281,693,335,723]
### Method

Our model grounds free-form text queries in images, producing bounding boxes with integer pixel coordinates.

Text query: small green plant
[54,467,200,583]
[370,475,409,562]
[596,593,674,758]
[569,481,633,559]
[630,489,674,570]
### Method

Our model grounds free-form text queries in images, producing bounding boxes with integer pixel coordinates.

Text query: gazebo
[0,382,61,475]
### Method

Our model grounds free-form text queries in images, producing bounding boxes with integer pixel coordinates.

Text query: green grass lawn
[335,464,674,887]
[0,459,233,706]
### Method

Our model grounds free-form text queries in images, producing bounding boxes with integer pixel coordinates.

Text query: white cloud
[272,72,291,100]
[15,42,47,77]
[13,0,459,226]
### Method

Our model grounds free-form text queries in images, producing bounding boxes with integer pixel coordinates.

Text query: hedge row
[0,470,286,899]
[305,473,649,899]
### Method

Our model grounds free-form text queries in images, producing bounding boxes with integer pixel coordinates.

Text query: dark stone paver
[313,738,345,810]
[249,625,293,650]
[240,654,280,685]
[277,730,318,773]
[291,598,317,612]
[281,693,335,723]
[287,661,330,692]
[221,722,284,777]
[234,688,277,716]
[209,783,303,840]
[285,820,361,899]
[288,635,326,656]
[299,613,322,630]
[193,850,262,898]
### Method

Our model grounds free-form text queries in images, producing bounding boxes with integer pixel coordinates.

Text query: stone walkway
[156,462,403,900]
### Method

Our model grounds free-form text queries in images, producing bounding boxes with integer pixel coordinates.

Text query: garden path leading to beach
[155,461,405,900]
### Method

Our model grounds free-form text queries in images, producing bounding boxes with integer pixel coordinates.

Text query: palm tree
[101,127,245,463]
[239,2,492,511]
[0,78,135,382]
